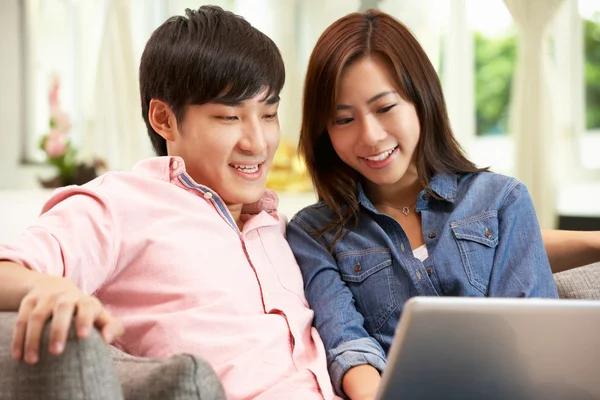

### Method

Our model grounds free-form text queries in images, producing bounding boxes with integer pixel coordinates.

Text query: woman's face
[327,54,421,189]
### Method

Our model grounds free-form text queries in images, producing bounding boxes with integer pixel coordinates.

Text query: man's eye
[217,116,238,121]
[264,112,278,120]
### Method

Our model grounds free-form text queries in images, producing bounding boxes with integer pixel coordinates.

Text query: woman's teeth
[232,164,259,173]
[363,147,396,162]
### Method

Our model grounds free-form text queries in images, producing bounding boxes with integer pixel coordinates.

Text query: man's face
[165,90,281,206]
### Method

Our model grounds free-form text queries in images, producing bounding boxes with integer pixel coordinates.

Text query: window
[469,0,516,137]
[581,1,600,132]
[576,0,600,169]
[23,0,80,163]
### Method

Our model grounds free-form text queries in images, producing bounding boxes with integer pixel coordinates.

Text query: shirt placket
[374,212,438,296]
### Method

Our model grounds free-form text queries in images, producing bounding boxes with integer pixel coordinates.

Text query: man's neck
[226,203,244,230]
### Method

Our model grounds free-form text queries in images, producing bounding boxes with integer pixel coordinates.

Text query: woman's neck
[364,170,423,208]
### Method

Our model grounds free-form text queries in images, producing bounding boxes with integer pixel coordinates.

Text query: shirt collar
[357,173,458,212]
[428,173,458,203]
[131,156,280,214]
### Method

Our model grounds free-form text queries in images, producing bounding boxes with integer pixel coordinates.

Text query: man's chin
[222,187,266,206]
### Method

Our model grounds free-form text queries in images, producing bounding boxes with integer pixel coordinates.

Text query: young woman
[286,9,558,400]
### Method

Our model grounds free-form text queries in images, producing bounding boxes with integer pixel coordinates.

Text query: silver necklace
[376,200,418,217]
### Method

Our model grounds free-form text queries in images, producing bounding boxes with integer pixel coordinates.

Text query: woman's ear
[148,99,178,142]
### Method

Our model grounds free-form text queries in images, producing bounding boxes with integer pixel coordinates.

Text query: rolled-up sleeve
[0,183,117,295]
[286,216,386,397]
[489,181,558,298]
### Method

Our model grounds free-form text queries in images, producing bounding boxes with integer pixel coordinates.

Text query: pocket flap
[451,211,499,248]
[337,248,393,283]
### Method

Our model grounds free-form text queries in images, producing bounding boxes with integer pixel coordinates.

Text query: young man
[0,6,337,400]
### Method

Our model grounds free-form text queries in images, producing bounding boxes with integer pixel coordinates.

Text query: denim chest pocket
[337,248,398,334]
[451,211,499,295]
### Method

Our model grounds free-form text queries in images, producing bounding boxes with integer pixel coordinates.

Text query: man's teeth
[363,148,395,162]
[232,164,259,173]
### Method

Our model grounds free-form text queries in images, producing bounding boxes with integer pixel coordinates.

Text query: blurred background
[0,0,599,229]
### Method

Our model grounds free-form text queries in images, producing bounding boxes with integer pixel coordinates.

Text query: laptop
[376,296,600,400]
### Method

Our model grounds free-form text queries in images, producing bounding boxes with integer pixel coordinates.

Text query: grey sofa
[0,313,226,399]
[0,263,598,399]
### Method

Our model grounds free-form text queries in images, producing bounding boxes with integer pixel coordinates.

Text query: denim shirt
[286,172,558,397]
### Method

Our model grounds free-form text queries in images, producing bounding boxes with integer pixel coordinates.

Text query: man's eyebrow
[265,95,280,105]
[210,95,280,107]
[212,99,243,107]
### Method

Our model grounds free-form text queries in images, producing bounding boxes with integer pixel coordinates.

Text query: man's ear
[148,99,178,142]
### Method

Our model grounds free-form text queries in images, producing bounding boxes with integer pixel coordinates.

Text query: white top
[412,244,429,262]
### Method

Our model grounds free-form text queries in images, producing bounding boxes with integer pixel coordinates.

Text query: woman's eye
[264,112,278,120]
[334,117,354,125]
[377,104,397,114]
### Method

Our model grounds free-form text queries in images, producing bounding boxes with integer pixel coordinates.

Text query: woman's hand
[342,364,382,400]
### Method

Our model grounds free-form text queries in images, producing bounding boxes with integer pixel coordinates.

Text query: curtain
[504,0,565,229]
[80,0,151,171]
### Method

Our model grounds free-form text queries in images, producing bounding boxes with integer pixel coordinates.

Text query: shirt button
[426,267,433,275]
[354,264,362,272]
[204,192,213,200]
[172,160,179,169]
[428,232,437,239]
[485,228,492,238]
[423,193,431,200]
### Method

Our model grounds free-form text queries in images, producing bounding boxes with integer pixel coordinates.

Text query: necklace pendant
[401,206,410,216]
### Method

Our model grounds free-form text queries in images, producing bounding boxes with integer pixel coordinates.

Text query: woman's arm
[488,182,558,297]
[342,364,381,400]
[542,230,600,273]
[286,217,385,399]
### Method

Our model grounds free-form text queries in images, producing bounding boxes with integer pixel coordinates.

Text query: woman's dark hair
[299,9,486,239]
[139,5,285,155]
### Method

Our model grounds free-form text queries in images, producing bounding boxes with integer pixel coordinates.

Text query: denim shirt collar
[357,173,458,213]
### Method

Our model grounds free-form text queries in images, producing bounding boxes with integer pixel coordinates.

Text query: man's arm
[0,261,46,311]
[542,230,600,274]
[0,260,122,364]
[0,186,123,364]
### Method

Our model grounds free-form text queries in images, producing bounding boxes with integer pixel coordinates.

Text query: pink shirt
[0,157,339,400]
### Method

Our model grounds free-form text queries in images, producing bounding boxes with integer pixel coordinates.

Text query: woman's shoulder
[459,171,523,196]
[288,200,339,232]
[452,171,530,211]
[460,170,519,186]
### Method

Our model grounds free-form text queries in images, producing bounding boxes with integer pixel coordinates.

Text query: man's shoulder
[40,169,177,214]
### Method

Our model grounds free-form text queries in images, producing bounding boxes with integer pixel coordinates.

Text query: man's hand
[12,273,123,364]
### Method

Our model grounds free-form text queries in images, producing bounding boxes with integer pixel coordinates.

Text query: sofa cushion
[0,312,123,400]
[110,346,225,400]
[554,263,600,300]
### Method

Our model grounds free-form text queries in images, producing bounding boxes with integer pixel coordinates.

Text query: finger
[95,309,124,343]
[24,301,53,365]
[12,296,37,360]
[48,296,77,355]
[74,296,103,339]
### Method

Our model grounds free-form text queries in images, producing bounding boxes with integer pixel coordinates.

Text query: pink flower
[49,75,60,109]
[51,109,72,133]
[44,130,68,158]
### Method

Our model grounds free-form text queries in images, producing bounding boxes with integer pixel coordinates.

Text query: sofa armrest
[554,262,600,300]
[0,311,123,400]
[109,345,226,400]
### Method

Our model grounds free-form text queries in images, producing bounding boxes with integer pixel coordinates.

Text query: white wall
[0,0,49,189]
